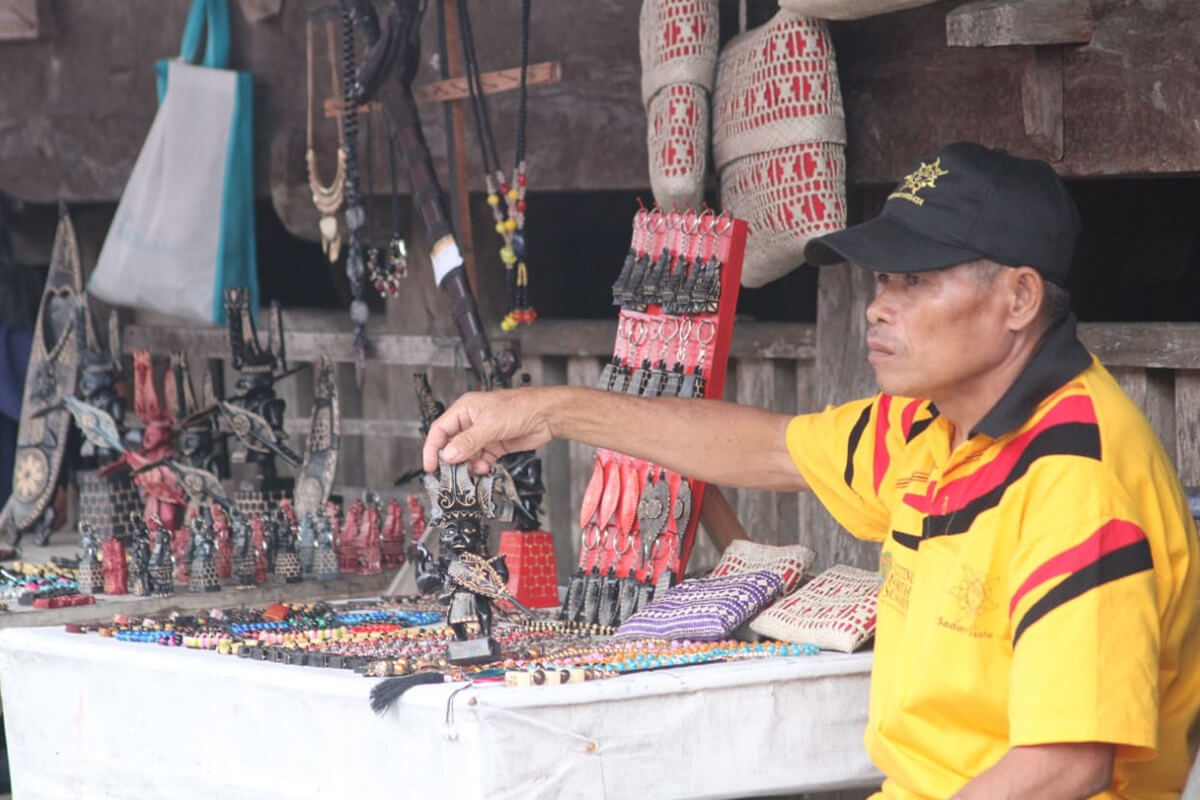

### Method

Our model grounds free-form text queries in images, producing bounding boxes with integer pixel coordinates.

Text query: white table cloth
[0,626,880,799]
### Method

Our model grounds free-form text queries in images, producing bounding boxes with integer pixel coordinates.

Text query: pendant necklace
[456,0,536,330]
[306,15,347,263]
[364,108,409,298]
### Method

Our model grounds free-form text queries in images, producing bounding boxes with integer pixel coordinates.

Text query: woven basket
[710,539,815,594]
[641,0,720,210]
[749,564,880,652]
[778,0,937,20]
[713,10,847,287]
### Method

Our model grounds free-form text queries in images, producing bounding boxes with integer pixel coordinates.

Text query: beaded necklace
[305,14,347,263]
[455,0,536,330]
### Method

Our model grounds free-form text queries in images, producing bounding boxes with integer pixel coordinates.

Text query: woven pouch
[778,0,937,20]
[615,570,785,641]
[710,539,815,594]
[640,0,720,210]
[712,10,847,288]
[749,564,880,652]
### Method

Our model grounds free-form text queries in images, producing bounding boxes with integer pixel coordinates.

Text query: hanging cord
[456,0,535,330]
[339,2,369,384]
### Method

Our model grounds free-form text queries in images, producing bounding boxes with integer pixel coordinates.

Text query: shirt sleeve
[785,393,917,543]
[1006,467,1159,759]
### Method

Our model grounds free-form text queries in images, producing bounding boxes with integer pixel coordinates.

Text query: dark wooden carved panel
[0,0,648,203]
[835,0,1200,182]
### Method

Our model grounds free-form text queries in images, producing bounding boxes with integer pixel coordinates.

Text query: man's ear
[1007,267,1044,332]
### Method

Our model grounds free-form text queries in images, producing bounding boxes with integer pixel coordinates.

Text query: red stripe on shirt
[937,393,1097,514]
[1009,519,1147,617]
[873,394,894,494]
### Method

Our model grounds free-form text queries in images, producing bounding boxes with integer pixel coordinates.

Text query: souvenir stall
[3,0,1199,797]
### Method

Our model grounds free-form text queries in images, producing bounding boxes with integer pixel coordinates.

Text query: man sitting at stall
[421,142,1200,799]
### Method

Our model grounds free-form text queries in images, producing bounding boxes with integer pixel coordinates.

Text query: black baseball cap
[804,142,1081,285]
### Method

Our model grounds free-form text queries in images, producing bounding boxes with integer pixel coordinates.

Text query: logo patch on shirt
[937,564,999,638]
[879,551,913,613]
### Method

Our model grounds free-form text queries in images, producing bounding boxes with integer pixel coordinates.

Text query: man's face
[864,263,1013,400]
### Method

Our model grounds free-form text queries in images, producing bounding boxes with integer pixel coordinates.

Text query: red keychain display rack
[561,207,747,629]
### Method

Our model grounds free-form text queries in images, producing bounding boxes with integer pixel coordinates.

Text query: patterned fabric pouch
[749,564,881,652]
[615,570,785,641]
[710,540,816,594]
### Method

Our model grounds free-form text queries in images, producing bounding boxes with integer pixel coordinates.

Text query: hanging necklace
[306,16,347,263]
[365,109,409,298]
[456,0,536,330]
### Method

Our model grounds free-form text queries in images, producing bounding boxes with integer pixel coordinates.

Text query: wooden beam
[1020,46,1064,160]
[236,0,282,24]
[123,325,468,368]
[946,0,1095,48]
[1078,323,1200,369]
[414,60,562,104]
[0,0,39,40]
[283,417,422,438]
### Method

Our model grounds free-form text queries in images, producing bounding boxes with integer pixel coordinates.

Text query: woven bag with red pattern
[713,10,847,288]
[640,0,720,210]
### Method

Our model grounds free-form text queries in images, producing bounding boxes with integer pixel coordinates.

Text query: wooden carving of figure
[147,514,175,597]
[101,532,128,595]
[128,511,153,597]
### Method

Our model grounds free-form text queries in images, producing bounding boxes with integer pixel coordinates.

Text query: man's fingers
[443,430,481,464]
[422,423,452,472]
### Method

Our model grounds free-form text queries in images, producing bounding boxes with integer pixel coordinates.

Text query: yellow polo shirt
[786,316,1200,799]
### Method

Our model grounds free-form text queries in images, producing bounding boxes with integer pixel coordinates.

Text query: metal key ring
[630,319,649,346]
[696,319,717,345]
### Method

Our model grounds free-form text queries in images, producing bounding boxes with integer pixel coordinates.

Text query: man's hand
[422,388,557,475]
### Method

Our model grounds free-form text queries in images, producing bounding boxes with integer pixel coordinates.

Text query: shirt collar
[969,312,1092,439]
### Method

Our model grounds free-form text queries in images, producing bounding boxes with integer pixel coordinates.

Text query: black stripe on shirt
[1012,538,1153,646]
[891,530,921,551]
[924,422,1101,538]
[843,405,873,491]
[906,411,938,443]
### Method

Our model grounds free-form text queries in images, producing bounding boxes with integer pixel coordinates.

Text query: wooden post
[439,0,480,300]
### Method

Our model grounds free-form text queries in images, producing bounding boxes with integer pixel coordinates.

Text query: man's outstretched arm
[421,386,809,493]
[951,742,1115,800]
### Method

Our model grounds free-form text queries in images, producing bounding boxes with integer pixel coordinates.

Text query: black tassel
[369,671,445,715]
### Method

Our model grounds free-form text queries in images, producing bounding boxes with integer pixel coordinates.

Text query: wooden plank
[415,60,563,104]
[1111,367,1178,466]
[1078,323,1200,369]
[840,2,1200,182]
[124,325,467,368]
[735,359,782,546]
[565,357,603,571]
[125,318,818,364]
[235,0,281,24]
[0,0,38,40]
[812,263,882,574]
[1174,371,1200,487]
[526,356,575,582]
[1020,46,1064,160]
[947,0,1095,48]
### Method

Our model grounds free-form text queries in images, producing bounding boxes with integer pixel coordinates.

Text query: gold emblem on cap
[888,158,949,207]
